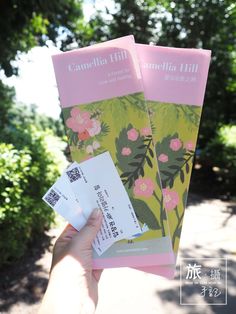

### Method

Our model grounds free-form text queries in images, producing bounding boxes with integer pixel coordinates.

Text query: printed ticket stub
[42,175,87,231]
[43,152,141,256]
[65,152,142,255]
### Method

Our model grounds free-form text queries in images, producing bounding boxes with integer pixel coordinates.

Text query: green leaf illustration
[169,177,174,188]
[180,169,185,183]
[174,227,181,239]
[186,162,189,174]
[100,121,110,135]
[130,198,161,230]
[134,154,145,159]
[168,165,180,170]
[149,102,201,132]
[148,147,154,158]
[182,188,188,208]
[138,144,146,149]
[140,167,144,177]
[115,123,146,174]
[145,155,153,168]
[120,172,131,178]
[156,133,194,187]
[128,162,140,167]
[115,124,155,188]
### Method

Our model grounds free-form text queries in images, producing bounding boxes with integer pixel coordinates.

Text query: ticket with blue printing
[43,151,142,256]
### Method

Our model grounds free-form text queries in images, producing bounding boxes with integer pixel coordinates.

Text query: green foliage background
[0,98,67,267]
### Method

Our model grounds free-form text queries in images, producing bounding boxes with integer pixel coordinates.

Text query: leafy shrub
[199,124,236,196]
[0,125,66,267]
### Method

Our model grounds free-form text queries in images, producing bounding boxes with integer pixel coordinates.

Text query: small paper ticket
[42,175,87,231]
[43,152,141,255]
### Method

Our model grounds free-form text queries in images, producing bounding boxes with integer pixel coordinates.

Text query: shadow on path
[0,232,55,312]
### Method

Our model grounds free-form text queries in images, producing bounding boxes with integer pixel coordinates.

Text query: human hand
[39,208,103,314]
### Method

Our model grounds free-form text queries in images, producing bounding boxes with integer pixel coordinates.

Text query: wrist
[50,255,88,288]
[41,256,95,314]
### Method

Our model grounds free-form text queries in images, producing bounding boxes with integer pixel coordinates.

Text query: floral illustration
[121,147,132,156]
[116,124,154,189]
[88,119,101,136]
[92,141,100,150]
[115,123,165,234]
[86,145,94,154]
[171,189,188,249]
[141,127,152,136]
[78,130,90,141]
[127,128,139,141]
[158,153,168,163]
[133,178,155,198]
[66,108,93,133]
[64,106,109,153]
[163,188,179,211]
[85,141,101,155]
[63,94,168,240]
[184,140,195,151]
[170,138,182,151]
[148,100,202,252]
[66,107,101,139]
[156,133,194,188]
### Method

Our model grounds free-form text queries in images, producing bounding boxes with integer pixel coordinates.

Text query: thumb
[76,208,103,246]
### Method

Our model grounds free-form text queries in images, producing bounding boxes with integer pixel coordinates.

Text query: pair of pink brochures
[51,35,211,279]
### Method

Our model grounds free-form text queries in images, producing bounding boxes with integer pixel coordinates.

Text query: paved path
[1,195,236,313]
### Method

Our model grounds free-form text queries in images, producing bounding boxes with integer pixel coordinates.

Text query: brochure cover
[136,44,211,277]
[52,36,175,269]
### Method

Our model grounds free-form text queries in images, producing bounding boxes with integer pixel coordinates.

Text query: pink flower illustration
[121,147,132,156]
[127,128,139,141]
[66,107,93,133]
[86,145,93,154]
[170,138,182,151]
[133,178,155,197]
[158,153,169,163]
[163,188,179,211]
[87,119,101,136]
[185,141,195,151]
[92,141,100,150]
[78,130,90,141]
[141,127,152,136]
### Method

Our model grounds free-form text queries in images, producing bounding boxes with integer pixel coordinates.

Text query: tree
[0,0,87,134]
[0,0,85,77]
[88,0,236,148]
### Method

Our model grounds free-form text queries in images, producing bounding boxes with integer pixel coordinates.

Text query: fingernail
[91,208,102,219]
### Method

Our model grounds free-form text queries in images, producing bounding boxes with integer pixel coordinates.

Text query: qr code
[45,189,60,207]
[66,167,81,183]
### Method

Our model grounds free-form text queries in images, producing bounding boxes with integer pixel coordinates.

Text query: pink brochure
[52,36,175,271]
[136,44,211,278]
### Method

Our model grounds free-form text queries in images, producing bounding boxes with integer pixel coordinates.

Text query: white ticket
[43,169,114,255]
[65,152,141,253]
[43,152,141,256]
[42,175,87,231]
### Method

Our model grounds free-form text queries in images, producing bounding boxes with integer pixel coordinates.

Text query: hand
[39,208,103,314]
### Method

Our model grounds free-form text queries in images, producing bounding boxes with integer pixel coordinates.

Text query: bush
[0,125,66,267]
[198,124,236,197]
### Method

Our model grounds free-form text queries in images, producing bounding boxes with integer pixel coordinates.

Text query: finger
[93,269,103,282]
[57,224,78,242]
[74,208,103,246]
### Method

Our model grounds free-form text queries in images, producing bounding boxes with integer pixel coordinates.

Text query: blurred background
[0,1,235,313]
